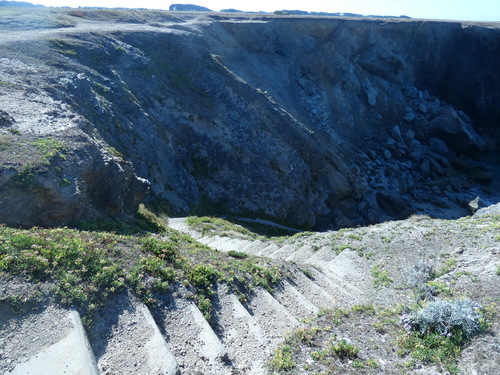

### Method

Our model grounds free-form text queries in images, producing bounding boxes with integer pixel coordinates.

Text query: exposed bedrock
[1,12,499,228]
[0,132,149,228]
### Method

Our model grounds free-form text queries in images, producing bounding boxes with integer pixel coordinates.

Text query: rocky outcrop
[0,130,149,227]
[0,10,499,228]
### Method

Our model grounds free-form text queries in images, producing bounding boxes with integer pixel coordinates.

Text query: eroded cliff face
[0,130,149,228]
[0,9,499,228]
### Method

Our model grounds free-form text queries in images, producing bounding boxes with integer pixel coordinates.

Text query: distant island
[169,3,212,12]
[0,1,410,18]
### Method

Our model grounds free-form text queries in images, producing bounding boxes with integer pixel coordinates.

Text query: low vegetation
[186,216,257,238]
[1,209,498,373]
[186,215,299,238]
[184,214,500,374]
[0,208,286,326]
[267,298,494,375]
[371,264,393,288]
[400,299,492,374]
[267,305,385,374]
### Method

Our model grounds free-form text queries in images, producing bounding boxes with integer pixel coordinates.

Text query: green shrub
[406,299,484,338]
[135,203,169,233]
[331,339,360,359]
[0,223,286,327]
[371,264,393,288]
[0,135,13,151]
[188,263,217,290]
[32,138,68,164]
[400,299,486,374]
[186,216,254,237]
[268,345,295,371]
[351,304,376,315]
[289,326,321,346]
[78,203,168,234]
[11,164,37,191]
[142,237,179,264]
[187,263,218,322]
[227,250,248,259]
[409,259,437,301]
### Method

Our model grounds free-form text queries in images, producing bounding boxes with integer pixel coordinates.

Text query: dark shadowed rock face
[0,10,499,228]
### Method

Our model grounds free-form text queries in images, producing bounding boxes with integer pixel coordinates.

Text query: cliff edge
[0,8,499,228]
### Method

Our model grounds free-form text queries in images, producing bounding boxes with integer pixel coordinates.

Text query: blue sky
[24,0,500,21]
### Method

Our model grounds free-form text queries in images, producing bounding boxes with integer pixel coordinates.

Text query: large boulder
[473,202,500,217]
[428,109,485,154]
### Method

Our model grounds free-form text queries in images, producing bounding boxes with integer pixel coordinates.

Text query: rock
[407,139,421,148]
[0,134,149,227]
[396,141,406,149]
[418,160,431,177]
[449,176,462,191]
[418,102,428,114]
[391,125,402,139]
[0,110,15,126]
[403,109,415,122]
[402,86,418,99]
[404,129,415,141]
[401,160,412,170]
[474,202,500,217]
[468,196,485,214]
[0,10,498,230]
[365,85,378,107]
[116,44,150,70]
[410,115,429,139]
[395,176,408,194]
[357,200,367,211]
[436,155,451,168]
[407,151,420,163]
[431,185,441,195]
[468,167,494,185]
[353,175,369,199]
[376,192,411,219]
[430,195,452,209]
[428,108,485,154]
[428,137,448,155]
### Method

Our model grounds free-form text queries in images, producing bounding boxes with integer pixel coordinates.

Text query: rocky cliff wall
[0,10,499,228]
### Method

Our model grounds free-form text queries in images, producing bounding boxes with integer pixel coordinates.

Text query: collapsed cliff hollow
[0,9,499,228]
